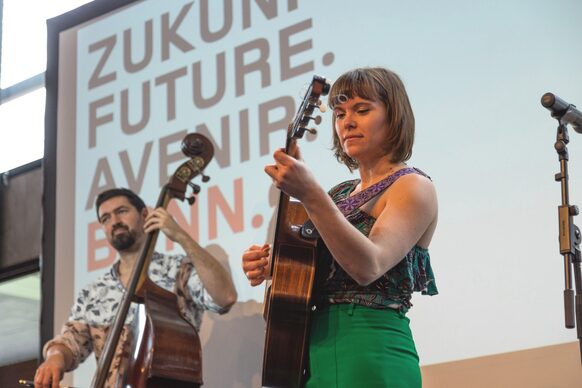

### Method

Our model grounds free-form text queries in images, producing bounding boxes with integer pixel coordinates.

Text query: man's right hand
[34,346,68,388]
[242,244,271,286]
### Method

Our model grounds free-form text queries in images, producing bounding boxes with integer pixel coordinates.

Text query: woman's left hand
[264,146,318,202]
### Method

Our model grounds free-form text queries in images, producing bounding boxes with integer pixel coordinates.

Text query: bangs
[328,69,387,108]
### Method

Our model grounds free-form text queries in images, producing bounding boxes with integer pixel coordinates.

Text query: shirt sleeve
[42,290,94,371]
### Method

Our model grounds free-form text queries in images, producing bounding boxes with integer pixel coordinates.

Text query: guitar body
[263,200,317,388]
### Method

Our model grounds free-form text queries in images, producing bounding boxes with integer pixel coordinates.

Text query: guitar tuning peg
[186,196,196,205]
[306,128,317,135]
[305,115,322,125]
[201,173,210,182]
[317,100,327,113]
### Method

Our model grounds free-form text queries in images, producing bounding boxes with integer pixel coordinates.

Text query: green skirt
[305,303,421,388]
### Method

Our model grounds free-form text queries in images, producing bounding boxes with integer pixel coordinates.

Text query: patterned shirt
[43,251,227,386]
[315,167,438,312]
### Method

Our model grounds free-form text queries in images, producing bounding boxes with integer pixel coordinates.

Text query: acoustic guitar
[262,75,330,388]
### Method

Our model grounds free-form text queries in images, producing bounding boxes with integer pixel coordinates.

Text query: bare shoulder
[378,171,438,219]
[364,171,437,220]
[387,171,437,201]
[367,170,438,249]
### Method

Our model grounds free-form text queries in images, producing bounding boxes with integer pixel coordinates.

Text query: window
[1,0,92,88]
[0,0,90,368]
[0,88,45,172]
[0,273,40,365]
[0,0,91,173]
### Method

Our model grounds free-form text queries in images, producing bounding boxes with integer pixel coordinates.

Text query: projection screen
[43,0,582,385]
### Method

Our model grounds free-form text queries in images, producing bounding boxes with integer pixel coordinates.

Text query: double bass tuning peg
[188,182,201,194]
[185,170,210,206]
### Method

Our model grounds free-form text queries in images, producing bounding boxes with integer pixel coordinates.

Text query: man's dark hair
[95,188,146,221]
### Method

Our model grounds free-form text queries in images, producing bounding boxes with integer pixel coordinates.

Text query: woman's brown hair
[329,67,415,171]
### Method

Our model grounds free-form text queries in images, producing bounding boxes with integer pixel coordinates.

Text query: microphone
[541,92,582,133]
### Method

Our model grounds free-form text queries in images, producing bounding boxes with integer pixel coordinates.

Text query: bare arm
[145,208,238,308]
[35,315,94,388]
[302,174,437,285]
[266,150,438,286]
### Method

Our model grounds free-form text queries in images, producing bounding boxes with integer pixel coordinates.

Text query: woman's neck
[357,157,405,190]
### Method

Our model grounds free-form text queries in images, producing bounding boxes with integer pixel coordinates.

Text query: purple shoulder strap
[335,167,428,216]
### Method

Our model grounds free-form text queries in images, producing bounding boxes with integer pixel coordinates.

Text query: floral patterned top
[43,252,227,386]
[315,167,438,312]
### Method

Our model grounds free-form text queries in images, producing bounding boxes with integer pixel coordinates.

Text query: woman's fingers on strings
[264,164,278,180]
[278,145,302,162]
[273,149,294,165]
[289,145,302,160]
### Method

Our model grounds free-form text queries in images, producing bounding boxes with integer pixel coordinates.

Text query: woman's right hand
[242,244,271,286]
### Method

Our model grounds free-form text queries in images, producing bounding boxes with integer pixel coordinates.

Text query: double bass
[262,75,330,388]
[91,133,214,388]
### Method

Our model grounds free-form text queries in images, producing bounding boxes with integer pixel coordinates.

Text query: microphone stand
[553,121,582,363]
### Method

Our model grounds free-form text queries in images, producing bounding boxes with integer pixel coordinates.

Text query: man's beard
[111,225,137,251]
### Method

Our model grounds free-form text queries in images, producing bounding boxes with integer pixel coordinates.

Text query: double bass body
[123,279,202,388]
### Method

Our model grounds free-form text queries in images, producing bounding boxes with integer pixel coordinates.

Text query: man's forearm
[45,343,74,371]
[178,235,237,308]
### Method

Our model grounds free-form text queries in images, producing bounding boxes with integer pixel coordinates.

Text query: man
[34,188,237,387]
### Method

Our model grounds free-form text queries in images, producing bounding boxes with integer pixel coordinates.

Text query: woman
[242,67,438,387]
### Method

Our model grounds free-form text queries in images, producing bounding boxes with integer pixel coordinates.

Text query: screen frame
[42,0,140,353]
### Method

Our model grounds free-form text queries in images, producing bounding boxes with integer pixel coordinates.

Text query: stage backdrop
[43,0,582,386]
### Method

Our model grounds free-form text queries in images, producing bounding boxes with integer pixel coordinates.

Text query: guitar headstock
[167,133,214,205]
[288,75,330,143]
